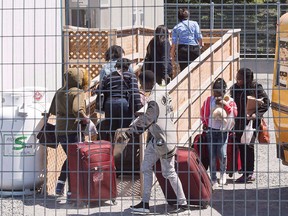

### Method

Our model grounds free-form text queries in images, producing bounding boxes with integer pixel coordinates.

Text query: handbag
[113,128,130,157]
[241,120,255,144]
[258,118,270,144]
[37,113,58,148]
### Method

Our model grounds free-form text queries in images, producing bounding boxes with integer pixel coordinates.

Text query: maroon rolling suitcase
[226,134,242,177]
[155,147,212,209]
[68,140,117,205]
[192,132,209,170]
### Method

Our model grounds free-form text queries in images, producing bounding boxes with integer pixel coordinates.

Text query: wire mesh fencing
[0,1,288,215]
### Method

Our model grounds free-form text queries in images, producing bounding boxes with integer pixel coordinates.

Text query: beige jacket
[50,68,89,136]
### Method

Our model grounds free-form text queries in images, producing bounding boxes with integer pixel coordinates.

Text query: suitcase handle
[79,124,82,143]
[78,123,93,143]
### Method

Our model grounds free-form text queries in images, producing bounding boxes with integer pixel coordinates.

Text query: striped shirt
[100,70,143,113]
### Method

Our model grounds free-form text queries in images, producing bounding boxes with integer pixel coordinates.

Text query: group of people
[46,7,269,214]
[200,68,270,190]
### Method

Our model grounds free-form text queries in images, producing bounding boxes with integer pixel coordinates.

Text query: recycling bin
[0,87,47,195]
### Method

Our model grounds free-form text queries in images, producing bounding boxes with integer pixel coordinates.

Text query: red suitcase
[226,135,242,177]
[68,140,117,205]
[155,147,212,209]
[192,132,209,170]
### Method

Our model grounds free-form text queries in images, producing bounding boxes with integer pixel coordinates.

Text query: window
[100,0,109,8]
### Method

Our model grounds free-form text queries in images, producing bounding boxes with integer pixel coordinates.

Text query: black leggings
[57,133,81,190]
[236,132,257,176]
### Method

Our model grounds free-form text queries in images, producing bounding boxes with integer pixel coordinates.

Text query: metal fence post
[210,2,214,30]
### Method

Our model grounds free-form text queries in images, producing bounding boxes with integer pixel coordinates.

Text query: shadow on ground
[211,186,288,216]
[20,194,117,210]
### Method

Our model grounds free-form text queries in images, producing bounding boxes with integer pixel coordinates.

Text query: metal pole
[277,1,280,22]
[210,2,214,30]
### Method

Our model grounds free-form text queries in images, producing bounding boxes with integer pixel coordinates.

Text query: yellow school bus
[272,12,288,165]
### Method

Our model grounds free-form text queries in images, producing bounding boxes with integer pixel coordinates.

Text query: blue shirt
[171,20,202,46]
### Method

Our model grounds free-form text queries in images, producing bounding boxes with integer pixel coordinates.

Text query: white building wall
[100,0,164,29]
[0,0,62,101]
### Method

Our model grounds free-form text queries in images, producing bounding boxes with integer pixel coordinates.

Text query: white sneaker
[219,174,227,186]
[212,180,218,190]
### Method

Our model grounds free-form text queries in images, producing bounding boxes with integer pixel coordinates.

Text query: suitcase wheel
[111,199,117,205]
[201,201,209,209]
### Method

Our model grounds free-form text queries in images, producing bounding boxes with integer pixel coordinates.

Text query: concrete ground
[1,74,288,216]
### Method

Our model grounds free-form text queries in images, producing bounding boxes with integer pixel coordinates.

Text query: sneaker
[212,180,219,190]
[235,174,247,183]
[247,174,256,182]
[66,192,72,204]
[169,204,189,214]
[55,180,65,195]
[130,201,150,213]
[219,174,227,185]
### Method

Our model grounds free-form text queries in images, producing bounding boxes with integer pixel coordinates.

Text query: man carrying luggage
[120,70,188,214]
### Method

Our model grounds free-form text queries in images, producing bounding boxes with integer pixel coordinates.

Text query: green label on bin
[3,134,36,156]
[13,136,27,150]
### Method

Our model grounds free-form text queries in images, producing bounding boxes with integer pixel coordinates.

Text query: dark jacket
[143,38,172,84]
[99,70,142,114]
[230,82,270,133]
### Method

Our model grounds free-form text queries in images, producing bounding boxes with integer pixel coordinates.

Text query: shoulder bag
[258,118,270,144]
[37,112,58,148]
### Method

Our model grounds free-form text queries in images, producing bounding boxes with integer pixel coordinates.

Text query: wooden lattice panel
[68,31,110,60]
[45,145,67,195]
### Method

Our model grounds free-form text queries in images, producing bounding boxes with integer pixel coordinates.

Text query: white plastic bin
[0,87,48,195]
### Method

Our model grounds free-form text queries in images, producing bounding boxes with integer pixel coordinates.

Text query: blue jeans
[104,98,132,141]
[206,128,228,182]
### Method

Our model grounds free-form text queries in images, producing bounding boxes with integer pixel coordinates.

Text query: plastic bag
[84,119,98,135]
[241,120,255,144]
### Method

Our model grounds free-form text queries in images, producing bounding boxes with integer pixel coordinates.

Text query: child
[121,70,188,214]
[200,78,237,188]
